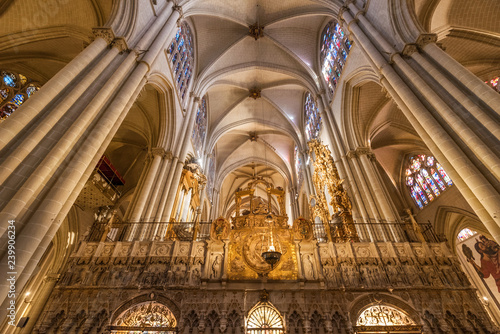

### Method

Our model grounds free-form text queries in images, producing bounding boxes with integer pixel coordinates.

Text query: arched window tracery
[168,22,194,102]
[246,302,284,334]
[112,301,177,333]
[320,20,352,97]
[304,92,321,141]
[192,96,207,158]
[0,70,40,122]
[405,154,453,209]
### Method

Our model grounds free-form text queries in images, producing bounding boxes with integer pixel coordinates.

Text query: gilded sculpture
[308,140,359,242]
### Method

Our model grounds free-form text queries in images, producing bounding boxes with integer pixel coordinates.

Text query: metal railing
[312,219,444,243]
[91,221,214,242]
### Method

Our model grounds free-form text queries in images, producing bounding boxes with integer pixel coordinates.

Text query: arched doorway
[110,301,177,333]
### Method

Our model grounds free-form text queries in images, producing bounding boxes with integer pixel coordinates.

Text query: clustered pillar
[339,2,500,241]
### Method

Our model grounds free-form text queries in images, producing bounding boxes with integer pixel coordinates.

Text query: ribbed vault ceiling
[186,0,342,211]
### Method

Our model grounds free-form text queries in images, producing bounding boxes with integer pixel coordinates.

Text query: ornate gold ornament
[292,217,313,241]
[308,139,358,242]
[210,216,229,240]
[227,178,297,279]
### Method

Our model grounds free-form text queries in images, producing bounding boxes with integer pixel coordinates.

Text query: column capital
[151,147,172,159]
[401,43,419,58]
[92,27,115,44]
[346,150,357,159]
[355,147,372,156]
[416,33,438,49]
[173,5,184,21]
[111,37,129,53]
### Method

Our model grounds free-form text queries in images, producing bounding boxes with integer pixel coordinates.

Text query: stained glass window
[168,22,194,102]
[112,302,177,333]
[485,76,499,93]
[457,228,477,242]
[320,21,352,97]
[0,70,40,122]
[304,92,321,141]
[247,302,284,334]
[294,146,303,192]
[356,305,416,327]
[192,96,207,158]
[405,154,452,209]
[206,150,216,202]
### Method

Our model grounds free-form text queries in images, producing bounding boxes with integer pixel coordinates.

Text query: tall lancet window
[405,154,453,209]
[0,70,40,122]
[304,92,321,141]
[168,21,194,101]
[320,20,352,96]
[192,96,207,158]
[294,146,303,192]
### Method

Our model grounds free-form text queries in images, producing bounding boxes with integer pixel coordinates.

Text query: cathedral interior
[0,0,500,333]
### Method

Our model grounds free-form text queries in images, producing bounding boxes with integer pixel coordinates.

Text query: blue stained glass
[406,155,452,209]
[168,22,193,101]
[26,85,38,98]
[410,188,423,209]
[177,38,184,51]
[169,42,175,54]
[320,20,350,97]
[12,94,24,106]
[430,168,446,191]
[345,39,352,50]
[3,73,16,87]
[421,168,440,196]
[416,173,434,201]
[413,184,428,205]
[341,49,347,61]
[437,163,453,186]
[304,92,321,141]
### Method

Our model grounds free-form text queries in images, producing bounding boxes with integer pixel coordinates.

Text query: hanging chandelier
[261,215,282,268]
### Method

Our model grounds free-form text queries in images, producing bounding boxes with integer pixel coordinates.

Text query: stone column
[340,5,500,241]
[20,274,60,334]
[129,149,164,222]
[346,150,383,241]
[0,5,182,308]
[143,150,172,221]
[0,33,110,150]
[161,97,201,221]
[423,42,500,116]
[0,44,121,186]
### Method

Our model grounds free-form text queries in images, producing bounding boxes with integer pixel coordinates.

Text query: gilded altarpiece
[227,180,298,280]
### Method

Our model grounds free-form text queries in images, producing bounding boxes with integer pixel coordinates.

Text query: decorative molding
[92,27,115,44]
[111,37,129,53]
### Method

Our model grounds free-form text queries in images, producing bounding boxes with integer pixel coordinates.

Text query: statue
[210,255,222,279]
